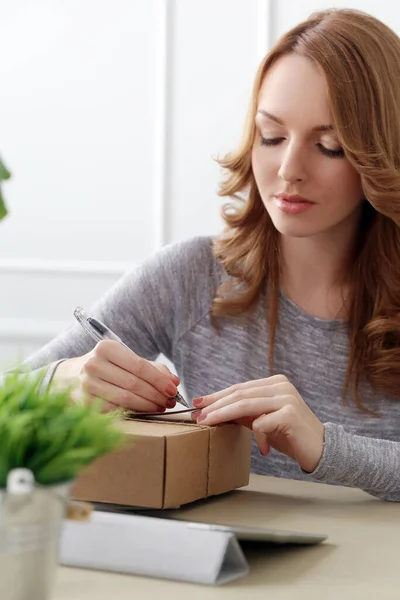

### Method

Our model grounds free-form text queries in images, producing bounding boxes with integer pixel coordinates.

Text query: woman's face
[252,53,364,239]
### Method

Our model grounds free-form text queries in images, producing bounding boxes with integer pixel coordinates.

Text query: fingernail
[196,412,207,422]
[166,398,176,408]
[166,384,177,397]
[192,397,203,407]
[191,410,201,420]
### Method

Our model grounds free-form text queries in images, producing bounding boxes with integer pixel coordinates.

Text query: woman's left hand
[192,374,325,473]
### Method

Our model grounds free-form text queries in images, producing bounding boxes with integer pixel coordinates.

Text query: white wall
[0,0,399,367]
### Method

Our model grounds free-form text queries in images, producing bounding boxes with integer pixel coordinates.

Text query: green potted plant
[0,369,125,599]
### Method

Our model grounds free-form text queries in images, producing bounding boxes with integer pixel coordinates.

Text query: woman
[22,8,400,500]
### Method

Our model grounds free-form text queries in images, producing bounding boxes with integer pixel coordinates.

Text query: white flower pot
[0,469,72,600]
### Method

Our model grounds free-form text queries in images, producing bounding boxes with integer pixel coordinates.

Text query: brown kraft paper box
[72,413,252,509]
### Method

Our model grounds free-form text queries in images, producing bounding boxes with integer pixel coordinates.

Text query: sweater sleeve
[15,236,214,382]
[309,422,400,501]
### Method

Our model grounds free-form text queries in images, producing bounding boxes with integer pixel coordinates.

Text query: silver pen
[73,306,189,408]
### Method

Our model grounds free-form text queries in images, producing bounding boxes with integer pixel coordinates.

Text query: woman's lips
[274,195,315,215]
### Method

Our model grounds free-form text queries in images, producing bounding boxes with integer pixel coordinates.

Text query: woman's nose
[278,144,306,184]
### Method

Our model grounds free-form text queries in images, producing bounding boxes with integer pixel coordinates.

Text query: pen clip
[74,307,103,343]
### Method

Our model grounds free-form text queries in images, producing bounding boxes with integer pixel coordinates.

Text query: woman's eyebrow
[256,109,334,132]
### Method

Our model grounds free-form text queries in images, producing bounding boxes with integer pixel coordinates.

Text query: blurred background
[0,0,397,368]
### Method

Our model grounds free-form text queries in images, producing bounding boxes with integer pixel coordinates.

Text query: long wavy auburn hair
[211,8,400,411]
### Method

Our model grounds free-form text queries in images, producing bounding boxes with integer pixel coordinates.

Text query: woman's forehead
[257,54,332,127]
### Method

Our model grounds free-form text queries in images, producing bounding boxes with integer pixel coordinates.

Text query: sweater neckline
[279,289,348,331]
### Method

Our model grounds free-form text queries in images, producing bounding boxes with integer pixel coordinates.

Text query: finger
[194,377,289,408]
[85,395,121,414]
[196,396,286,426]
[86,358,171,408]
[198,384,292,418]
[83,376,164,413]
[152,362,181,386]
[253,431,270,456]
[204,383,291,414]
[94,341,178,398]
[252,409,288,436]
[76,389,120,413]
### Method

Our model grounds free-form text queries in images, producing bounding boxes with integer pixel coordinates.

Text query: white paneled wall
[0,0,399,367]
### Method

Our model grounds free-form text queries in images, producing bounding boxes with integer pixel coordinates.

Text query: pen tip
[175,391,190,408]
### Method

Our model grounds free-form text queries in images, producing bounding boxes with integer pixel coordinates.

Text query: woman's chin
[269,215,320,239]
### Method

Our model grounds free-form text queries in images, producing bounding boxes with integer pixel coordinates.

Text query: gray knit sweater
[21,236,400,501]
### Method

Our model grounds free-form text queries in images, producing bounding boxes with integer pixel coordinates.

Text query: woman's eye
[317,143,345,159]
[259,135,345,159]
[260,136,284,146]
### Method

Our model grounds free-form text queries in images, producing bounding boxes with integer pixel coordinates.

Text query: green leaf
[0,158,10,220]
[0,188,7,220]
[0,159,11,181]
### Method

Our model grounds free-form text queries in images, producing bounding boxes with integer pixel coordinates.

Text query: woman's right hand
[50,340,180,413]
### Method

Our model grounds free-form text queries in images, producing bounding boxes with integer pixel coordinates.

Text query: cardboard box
[72,413,252,509]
